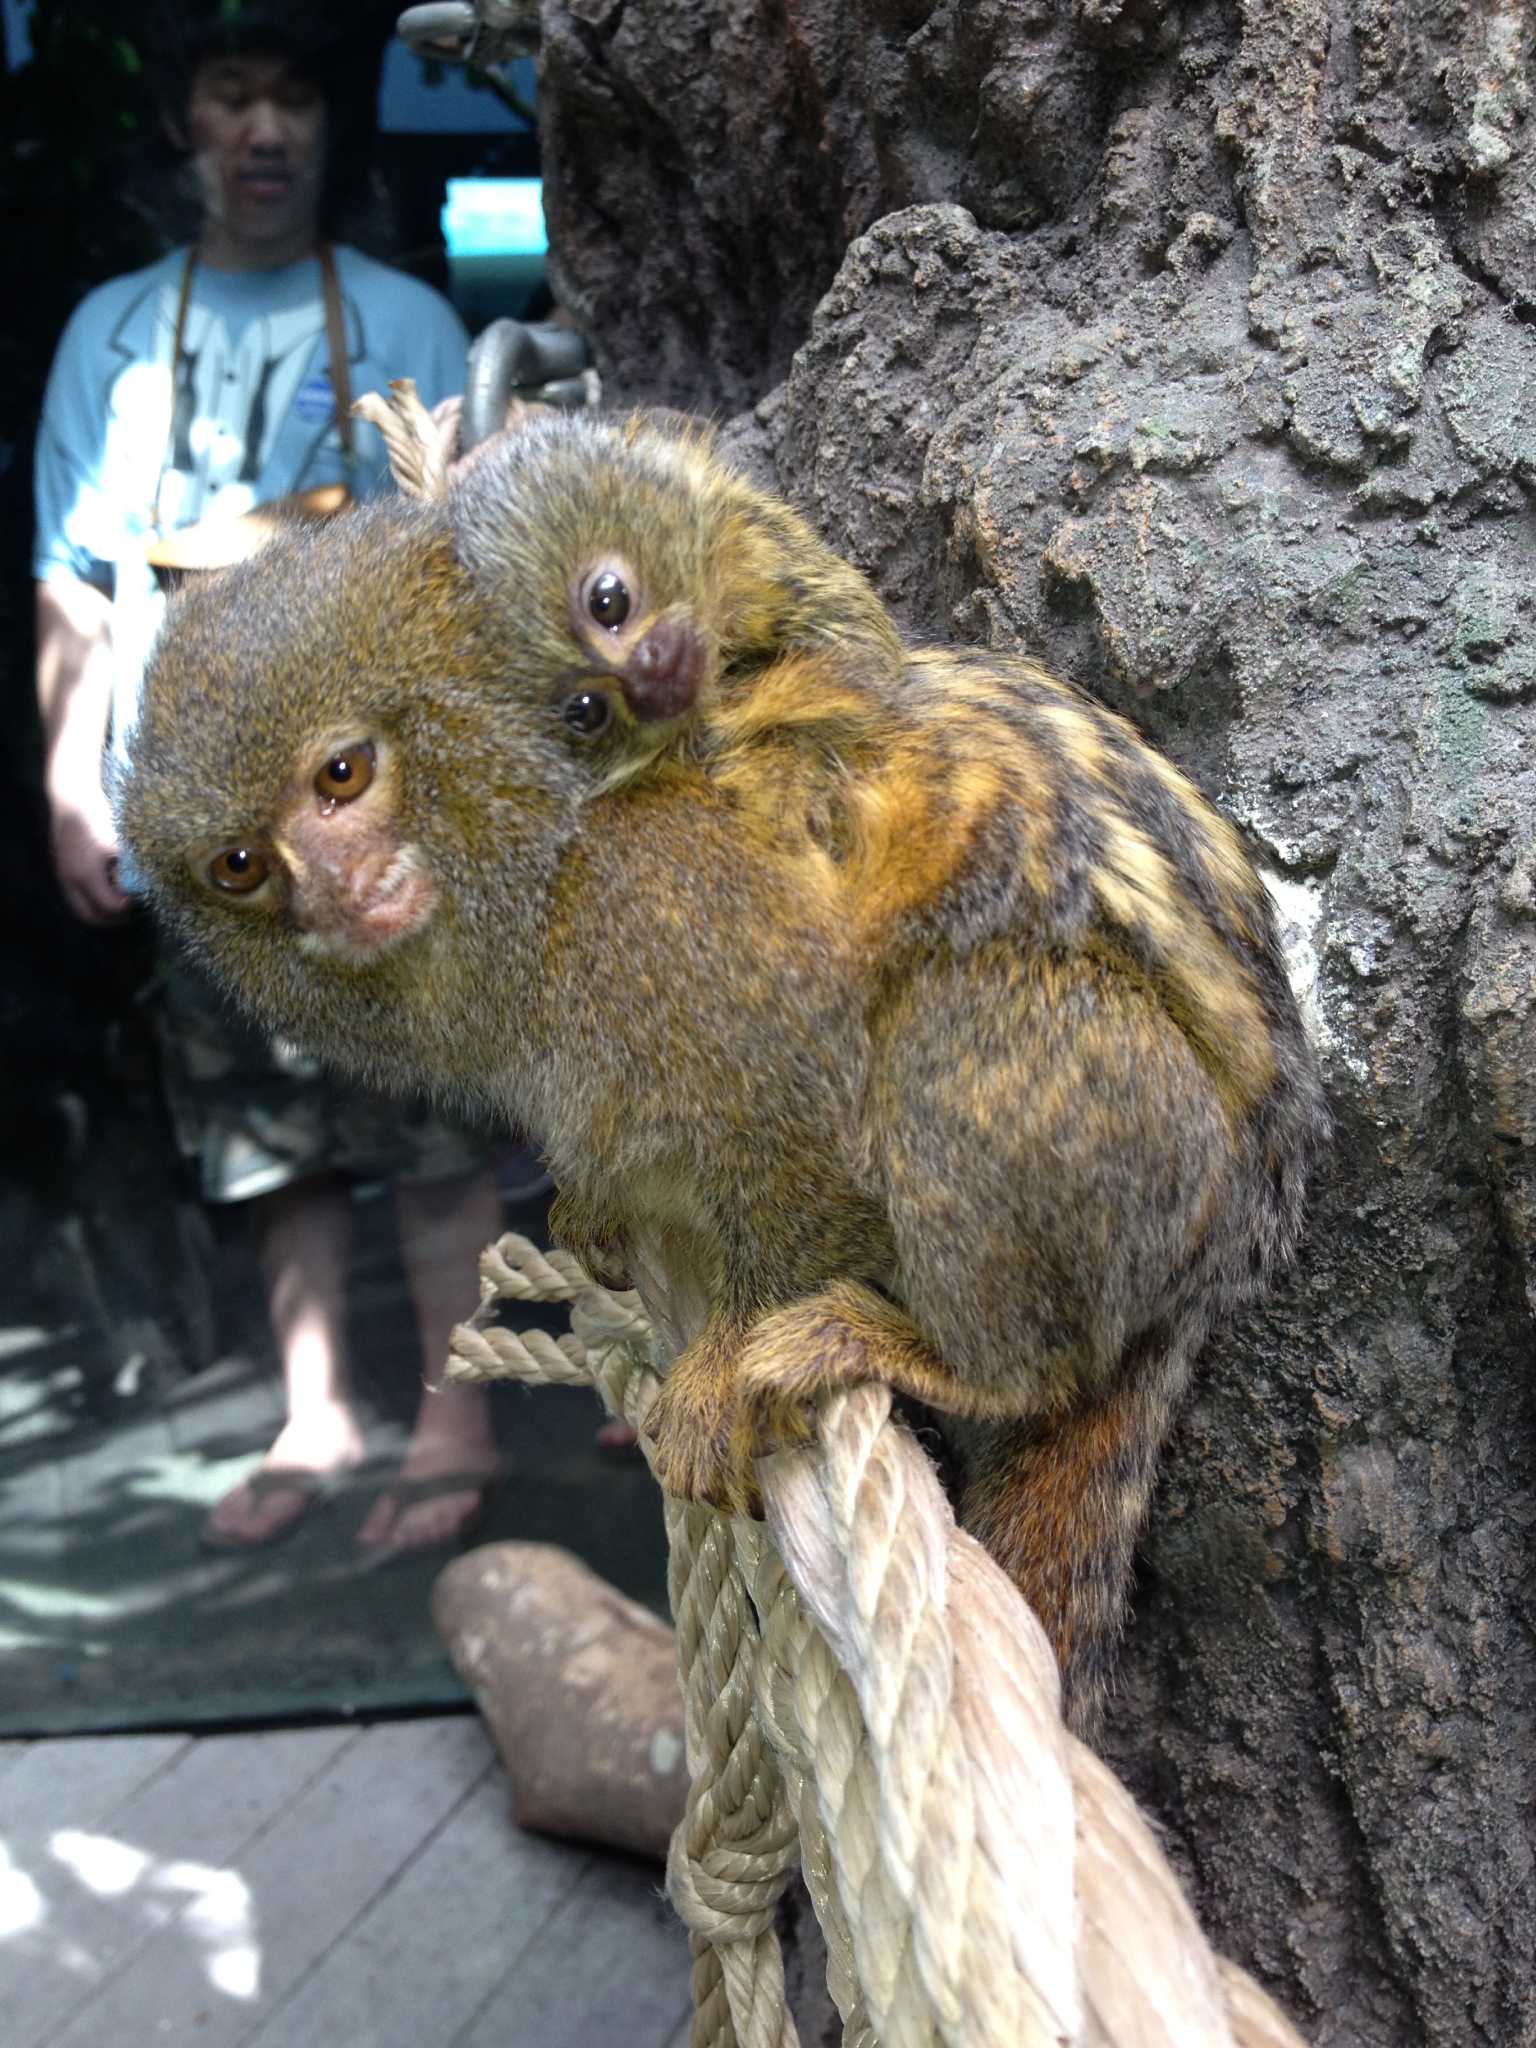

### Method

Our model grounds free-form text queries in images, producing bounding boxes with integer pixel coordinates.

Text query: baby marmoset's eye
[208,845,271,895]
[581,566,632,631]
[315,741,376,804]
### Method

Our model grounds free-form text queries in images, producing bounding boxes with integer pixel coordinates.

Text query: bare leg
[202,1175,368,1545]
[356,1166,504,1555]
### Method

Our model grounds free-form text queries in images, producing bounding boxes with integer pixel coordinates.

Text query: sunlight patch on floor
[126,1450,260,1511]
[0,1828,261,2002]
[0,1328,56,1362]
[162,1858,260,1998]
[49,1830,151,1898]
[0,1841,45,1938]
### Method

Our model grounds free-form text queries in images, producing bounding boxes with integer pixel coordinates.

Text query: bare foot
[356,1437,500,1557]
[202,1404,368,1548]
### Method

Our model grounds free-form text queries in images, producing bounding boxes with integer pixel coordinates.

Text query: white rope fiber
[446,1233,1308,2048]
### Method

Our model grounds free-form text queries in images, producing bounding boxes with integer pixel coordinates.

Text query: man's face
[185,54,326,254]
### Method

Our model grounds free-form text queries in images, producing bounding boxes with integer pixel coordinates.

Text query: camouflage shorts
[150,951,495,1205]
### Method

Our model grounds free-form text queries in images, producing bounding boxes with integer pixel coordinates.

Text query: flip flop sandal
[198,1466,333,1553]
[594,1418,641,1452]
[355,1470,498,1568]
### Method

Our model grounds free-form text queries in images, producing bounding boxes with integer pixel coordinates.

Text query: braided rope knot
[667,1816,800,1943]
[446,1235,1308,2048]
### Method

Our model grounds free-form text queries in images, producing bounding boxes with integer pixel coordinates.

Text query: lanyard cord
[316,242,355,459]
[151,241,355,537]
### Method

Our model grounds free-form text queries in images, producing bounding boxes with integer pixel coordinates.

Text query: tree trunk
[537,4,1536,2042]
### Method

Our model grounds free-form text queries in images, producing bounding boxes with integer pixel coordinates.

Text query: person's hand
[35,576,127,924]
[49,793,132,924]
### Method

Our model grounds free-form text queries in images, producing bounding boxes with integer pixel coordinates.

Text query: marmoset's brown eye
[315,741,376,804]
[208,845,270,895]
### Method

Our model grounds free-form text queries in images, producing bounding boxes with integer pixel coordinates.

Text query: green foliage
[5,0,156,206]
[0,25,165,392]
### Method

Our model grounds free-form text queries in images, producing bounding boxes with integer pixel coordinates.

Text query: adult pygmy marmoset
[120,412,1326,1728]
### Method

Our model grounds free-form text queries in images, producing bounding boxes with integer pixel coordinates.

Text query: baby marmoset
[120,412,1326,1728]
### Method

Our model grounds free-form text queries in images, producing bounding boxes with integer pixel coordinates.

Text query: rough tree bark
[535,4,1535,2044]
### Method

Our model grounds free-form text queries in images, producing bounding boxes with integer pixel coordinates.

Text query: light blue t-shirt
[33,244,470,796]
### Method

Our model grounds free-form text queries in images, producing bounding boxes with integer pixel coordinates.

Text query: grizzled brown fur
[120,413,1326,1729]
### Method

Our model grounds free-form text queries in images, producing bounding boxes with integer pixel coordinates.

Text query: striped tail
[959,1338,1193,1734]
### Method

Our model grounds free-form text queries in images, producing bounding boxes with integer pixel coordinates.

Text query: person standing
[34,14,506,1557]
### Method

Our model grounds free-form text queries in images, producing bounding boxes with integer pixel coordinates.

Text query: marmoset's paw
[646,1337,838,1517]
[644,1362,764,1518]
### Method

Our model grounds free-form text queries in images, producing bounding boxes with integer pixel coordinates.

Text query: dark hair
[153,4,388,235]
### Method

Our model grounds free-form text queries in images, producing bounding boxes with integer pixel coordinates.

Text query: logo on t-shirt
[293,372,336,424]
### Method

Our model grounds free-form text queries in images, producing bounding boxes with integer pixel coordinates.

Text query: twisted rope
[351,379,455,503]
[445,1233,1308,2048]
